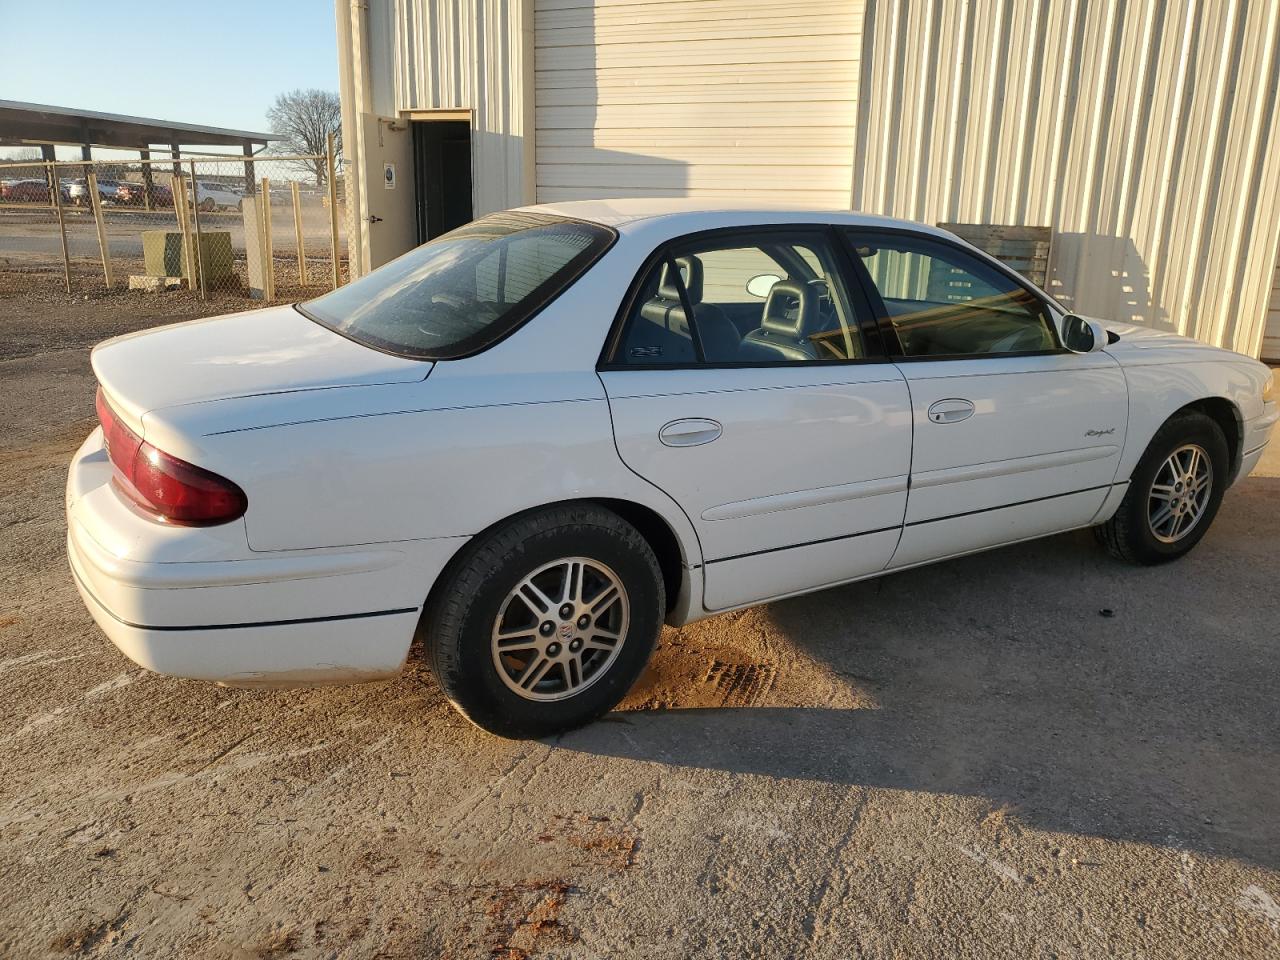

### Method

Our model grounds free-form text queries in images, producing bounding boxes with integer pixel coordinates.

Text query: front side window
[302,212,615,359]
[849,230,1058,357]
[612,231,862,365]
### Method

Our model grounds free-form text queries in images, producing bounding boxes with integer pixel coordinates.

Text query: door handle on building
[365,214,383,224]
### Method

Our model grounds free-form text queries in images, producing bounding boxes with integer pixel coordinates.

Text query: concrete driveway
[1,292,1277,958]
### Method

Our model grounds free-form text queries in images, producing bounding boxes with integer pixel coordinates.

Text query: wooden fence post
[49,162,72,294]
[172,172,197,289]
[259,177,275,300]
[188,161,207,300]
[327,133,341,288]
[291,180,308,285]
[86,169,114,289]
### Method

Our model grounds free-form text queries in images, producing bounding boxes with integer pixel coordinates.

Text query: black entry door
[412,120,473,243]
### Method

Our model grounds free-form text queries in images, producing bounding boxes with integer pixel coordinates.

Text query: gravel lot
[1,284,1278,958]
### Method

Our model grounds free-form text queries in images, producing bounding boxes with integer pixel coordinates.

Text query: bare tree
[266,89,342,184]
[1,146,44,162]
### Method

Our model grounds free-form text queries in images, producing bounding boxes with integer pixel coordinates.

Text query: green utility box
[141,230,235,285]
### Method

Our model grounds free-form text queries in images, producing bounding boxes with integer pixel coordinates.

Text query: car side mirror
[1062,313,1108,354]
[746,274,781,299]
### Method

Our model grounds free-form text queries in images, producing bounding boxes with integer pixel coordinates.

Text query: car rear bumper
[66,429,466,687]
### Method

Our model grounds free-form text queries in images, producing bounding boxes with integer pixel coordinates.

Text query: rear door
[599,226,913,612]
[844,228,1129,569]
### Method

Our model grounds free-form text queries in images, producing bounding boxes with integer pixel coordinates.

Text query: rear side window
[301,212,615,359]
[612,258,699,365]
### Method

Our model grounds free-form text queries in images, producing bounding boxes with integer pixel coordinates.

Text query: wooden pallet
[938,222,1052,289]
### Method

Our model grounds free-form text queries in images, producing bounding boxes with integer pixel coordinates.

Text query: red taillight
[95,388,247,526]
[96,387,142,475]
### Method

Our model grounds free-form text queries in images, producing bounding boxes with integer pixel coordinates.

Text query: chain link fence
[0,147,348,303]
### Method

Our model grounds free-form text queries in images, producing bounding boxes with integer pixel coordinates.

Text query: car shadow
[559,475,1280,871]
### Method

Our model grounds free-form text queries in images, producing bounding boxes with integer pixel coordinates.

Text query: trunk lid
[91,305,430,430]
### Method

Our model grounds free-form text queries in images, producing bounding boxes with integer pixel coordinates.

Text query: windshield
[299,212,616,360]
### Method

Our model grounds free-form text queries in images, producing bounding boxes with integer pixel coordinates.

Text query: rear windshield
[299,212,615,360]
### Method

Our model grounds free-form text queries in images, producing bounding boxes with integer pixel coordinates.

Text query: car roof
[514,198,954,238]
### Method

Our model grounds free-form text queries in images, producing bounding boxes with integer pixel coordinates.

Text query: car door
[598,226,913,612]
[843,228,1129,569]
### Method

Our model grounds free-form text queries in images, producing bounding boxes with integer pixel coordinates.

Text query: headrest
[760,279,815,337]
[640,297,688,335]
[658,255,703,304]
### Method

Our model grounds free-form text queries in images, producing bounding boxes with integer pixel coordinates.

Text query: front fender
[1115,359,1265,482]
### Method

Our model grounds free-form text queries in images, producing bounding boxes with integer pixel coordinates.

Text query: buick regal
[67,201,1278,737]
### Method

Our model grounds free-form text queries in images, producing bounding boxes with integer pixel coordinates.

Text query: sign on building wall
[383,162,396,190]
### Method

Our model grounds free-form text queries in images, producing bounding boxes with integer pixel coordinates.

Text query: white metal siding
[852,0,1280,357]
[1264,259,1280,362]
[391,0,533,215]
[533,0,863,205]
[353,0,1280,353]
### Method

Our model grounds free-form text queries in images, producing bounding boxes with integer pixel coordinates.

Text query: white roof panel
[515,198,950,236]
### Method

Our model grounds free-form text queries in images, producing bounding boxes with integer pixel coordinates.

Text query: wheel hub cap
[1147,443,1212,544]
[491,557,630,702]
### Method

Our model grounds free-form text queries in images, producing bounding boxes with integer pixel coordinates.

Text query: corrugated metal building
[337,0,1280,359]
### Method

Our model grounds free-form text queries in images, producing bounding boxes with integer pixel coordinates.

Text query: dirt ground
[2,285,1279,959]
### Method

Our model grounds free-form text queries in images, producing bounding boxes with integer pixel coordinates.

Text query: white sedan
[67,201,1277,737]
[190,181,244,211]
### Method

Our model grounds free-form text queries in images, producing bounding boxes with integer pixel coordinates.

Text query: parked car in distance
[115,181,173,207]
[0,178,51,203]
[67,178,123,206]
[69,201,1278,737]
[189,181,244,211]
[114,181,143,204]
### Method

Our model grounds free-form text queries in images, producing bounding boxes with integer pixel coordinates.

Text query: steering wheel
[988,324,1049,353]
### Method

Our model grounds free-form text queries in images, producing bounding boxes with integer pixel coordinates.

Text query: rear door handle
[927,398,975,424]
[659,418,722,447]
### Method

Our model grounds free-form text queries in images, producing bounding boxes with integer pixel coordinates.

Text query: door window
[612,232,862,365]
[848,231,1058,357]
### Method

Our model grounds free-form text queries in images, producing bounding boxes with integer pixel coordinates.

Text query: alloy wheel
[1147,443,1213,544]
[490,557,630,702]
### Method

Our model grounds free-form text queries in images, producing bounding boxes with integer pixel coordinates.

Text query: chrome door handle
[927,398,975,424]
[659,418,722,447]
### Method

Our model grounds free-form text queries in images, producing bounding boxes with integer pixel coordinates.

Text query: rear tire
[1094,411,1229,564]
[424,504,665,739]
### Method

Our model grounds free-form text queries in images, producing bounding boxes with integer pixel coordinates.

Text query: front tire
[1095,410,1229,564]
[424,505,665,738]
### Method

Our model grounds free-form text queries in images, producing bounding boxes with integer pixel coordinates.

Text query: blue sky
[1,0,338,156]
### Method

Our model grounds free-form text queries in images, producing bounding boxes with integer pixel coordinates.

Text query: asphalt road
[0,203,341,261]
[1,289,1278,958]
